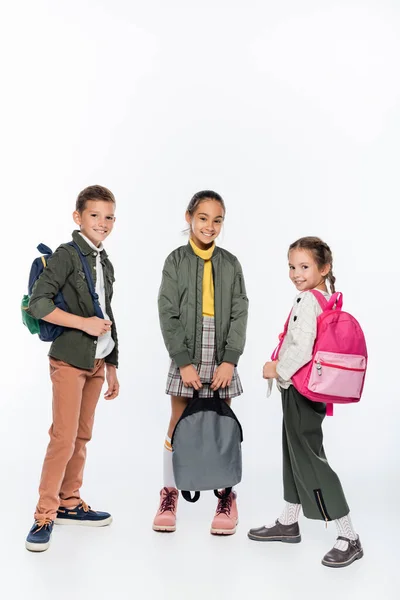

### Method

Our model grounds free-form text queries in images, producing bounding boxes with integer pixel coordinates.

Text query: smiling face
[288,248,330,292]
[73,199,116,247]
[185,199,225,249]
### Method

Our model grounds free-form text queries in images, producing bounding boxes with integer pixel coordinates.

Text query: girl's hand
[179,364,203,389]
[263,360,278,380]
[211,362,234,390]
[104,364,120,400]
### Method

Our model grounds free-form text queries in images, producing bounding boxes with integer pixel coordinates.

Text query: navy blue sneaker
[25,519,54,552]
[55,500,112,527]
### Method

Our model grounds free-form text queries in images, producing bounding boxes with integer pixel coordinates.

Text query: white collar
[78,232,104,253]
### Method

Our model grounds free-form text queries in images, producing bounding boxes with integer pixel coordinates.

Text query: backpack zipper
[315,359,365,376]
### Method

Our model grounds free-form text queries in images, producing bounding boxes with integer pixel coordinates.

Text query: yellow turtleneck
[190,238,215,316]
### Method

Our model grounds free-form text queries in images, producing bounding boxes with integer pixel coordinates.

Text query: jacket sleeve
[28,247,73,320]
[105,319,119,368]
[104,262,118,368]
[223,258,249,365]
[158,254,191,367]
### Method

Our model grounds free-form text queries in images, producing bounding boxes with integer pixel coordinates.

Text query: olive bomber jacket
[158,243,248,367]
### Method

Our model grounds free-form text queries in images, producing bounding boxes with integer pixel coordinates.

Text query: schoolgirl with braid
[248,237,363,569]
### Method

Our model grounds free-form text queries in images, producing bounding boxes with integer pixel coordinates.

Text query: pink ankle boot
[152,487,179,532]
[210,490,238,535]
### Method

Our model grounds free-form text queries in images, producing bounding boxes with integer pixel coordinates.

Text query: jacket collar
[72,230,108,259]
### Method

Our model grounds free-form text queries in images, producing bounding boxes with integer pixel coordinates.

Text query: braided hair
[289,236,336,293]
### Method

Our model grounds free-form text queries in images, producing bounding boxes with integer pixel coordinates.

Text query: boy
[25,185,119,552]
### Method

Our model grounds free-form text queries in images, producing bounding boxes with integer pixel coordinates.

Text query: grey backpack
[171,390,243,503]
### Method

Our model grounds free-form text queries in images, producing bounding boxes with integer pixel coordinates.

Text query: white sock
[334,514,357,550]
[163,436,176,488]
[269,502,301,527]
[278,502,301,525]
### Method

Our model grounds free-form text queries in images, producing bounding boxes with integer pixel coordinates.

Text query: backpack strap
[271,312,291,360]
[311,289,343,312]
[36,243,53,270]
[326,403,334,417]
[325,292,343,311]
[214,488,232,499]
[68,242,104,319]
[181,491,200,503]
[309,289,329,310]
[271,290,335,360]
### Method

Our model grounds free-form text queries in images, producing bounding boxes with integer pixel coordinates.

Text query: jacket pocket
[106,274,115,288]
[237,273,244,295]
[75,269,87,290]
[104,273,115,301]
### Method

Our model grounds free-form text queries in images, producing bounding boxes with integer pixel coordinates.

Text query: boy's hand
[82,316,112,337]
[179,364,202,389]
[263,360,278,379]
[211,362,234,390]
[104,364,119,400]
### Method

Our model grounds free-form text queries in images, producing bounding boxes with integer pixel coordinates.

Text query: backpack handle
[191,389,221,399]
[69,242,104,319]
[180,488,232,503]
[37,243,53,255]
[214,488,232,499]
[325,292,343,311]
[181,491,200,503]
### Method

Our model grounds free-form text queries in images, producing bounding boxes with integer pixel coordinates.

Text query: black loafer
[248,519,301,543]
[322,536,364,568]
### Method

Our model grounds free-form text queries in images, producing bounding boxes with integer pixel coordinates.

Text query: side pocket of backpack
[308,351,366,399]
[21,295,40,334]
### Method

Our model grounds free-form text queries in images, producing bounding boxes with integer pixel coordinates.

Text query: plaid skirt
[165,316,243,399]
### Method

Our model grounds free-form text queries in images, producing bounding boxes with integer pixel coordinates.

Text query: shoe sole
[152,525,176,532]
[25,540,50,552]
[210,519,238,536]
[247,532,302,544]
[54,516,113,527]
[210,527,237,535]
[322,549,364,568]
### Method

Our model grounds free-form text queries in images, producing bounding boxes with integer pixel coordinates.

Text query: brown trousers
[34,357,105,520]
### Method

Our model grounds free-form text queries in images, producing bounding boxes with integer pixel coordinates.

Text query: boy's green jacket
[158,243,248,367]
[28,230,118,370]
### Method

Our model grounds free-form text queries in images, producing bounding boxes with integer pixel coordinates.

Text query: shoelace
[216,493,232,516]
[33,518,53,534]
[80,500,91,513]
[160,488,178,513]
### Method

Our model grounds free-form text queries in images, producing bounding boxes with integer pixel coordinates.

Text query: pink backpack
[271,290,368,416]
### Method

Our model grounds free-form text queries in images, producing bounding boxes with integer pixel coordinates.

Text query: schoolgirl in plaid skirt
[153,190,248,535]
[165,316,243,399]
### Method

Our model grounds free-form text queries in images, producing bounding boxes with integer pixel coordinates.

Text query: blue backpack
[22,242,104,342]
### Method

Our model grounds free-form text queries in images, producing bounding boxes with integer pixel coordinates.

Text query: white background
[1,1,399,598]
